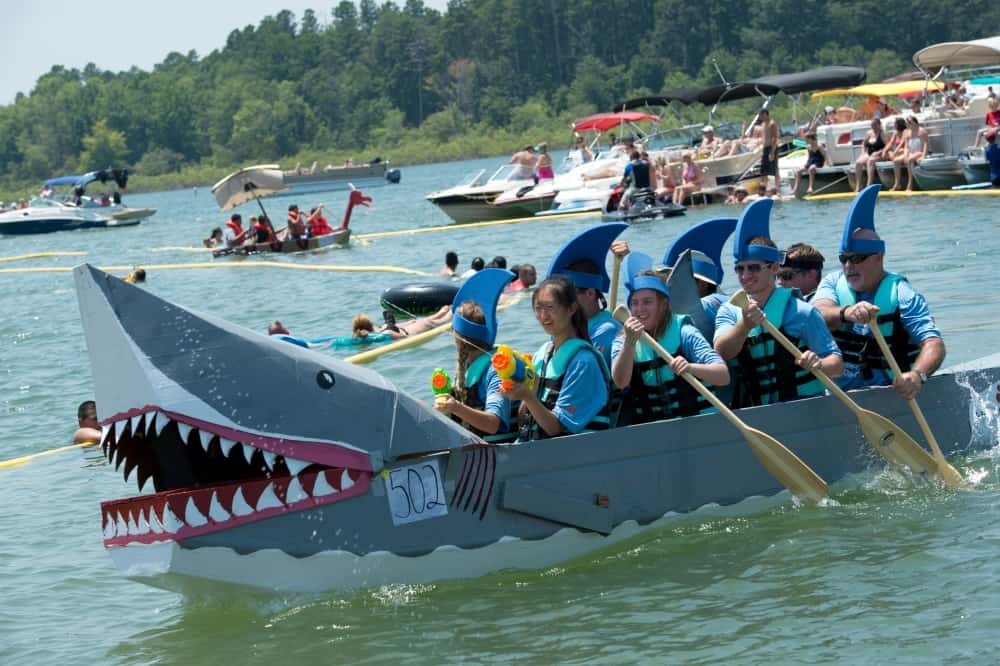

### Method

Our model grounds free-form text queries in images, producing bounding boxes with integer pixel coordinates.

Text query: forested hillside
[1,0,994,194]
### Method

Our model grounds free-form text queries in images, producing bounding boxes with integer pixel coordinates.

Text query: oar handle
[611,305,742,432]
[609,254,622,310]
[728,290,858,410]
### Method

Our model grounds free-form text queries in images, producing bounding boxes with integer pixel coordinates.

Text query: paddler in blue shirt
[662,216,739,329]
[611,252,728,425]
[714,198,842,408]
[813,185,944,399]
[433,269,519,443]
[545,222,630,367]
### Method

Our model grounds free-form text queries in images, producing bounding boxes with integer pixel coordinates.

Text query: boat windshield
[27,197,63,209]
[487,164,530,183]
[453,168,487,189]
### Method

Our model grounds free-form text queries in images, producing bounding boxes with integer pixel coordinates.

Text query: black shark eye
[316,370,336,389]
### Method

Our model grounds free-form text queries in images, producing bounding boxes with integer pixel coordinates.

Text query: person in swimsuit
[792,133,828,195]
[672,152,702,205]
[534,143,554,181]
[755,108,780,189]
[352,306,453,341]
[854,118,888,192]
[896,116,928,191]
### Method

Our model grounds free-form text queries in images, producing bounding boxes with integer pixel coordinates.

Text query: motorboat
[23,169,158,229]
[0,198,139,235]
[280,159,400,197]
[426,164,536,223]
[911,154,967,190]
[958,147,990,185]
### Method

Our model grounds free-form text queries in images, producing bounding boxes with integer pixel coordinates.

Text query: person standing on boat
[433,269,519,443]
[534,143,554,181]
[546,223,630,367]
[754,108,780,189]
[509,146,536,180]
[222,214,247,249]
[984,130,1000,186]
[611,253,728,425]
[813,186,944,399]
[778,243,824,302]
[713,199,842,408]
[505,276,611,441]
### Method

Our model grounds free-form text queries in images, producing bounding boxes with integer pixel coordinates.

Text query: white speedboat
[0,198,138,235]
[426,164,534,223]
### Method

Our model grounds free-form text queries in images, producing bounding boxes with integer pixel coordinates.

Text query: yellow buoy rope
[0,261,432,276]
[0,251,86,263]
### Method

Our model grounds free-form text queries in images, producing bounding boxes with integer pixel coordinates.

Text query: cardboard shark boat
[74,264,1000,594]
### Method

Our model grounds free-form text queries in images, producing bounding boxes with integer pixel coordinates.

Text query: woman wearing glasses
[504,276,611,441]
[713,199,842,408]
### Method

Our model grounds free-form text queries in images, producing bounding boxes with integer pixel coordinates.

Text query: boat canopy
[211,164,288,211]
[571,111,660,132]
[914,35,1000,70]
[44,168,129,190]
[811,80,947,99]
[696,82,782,105]
[613,90,701,111]
[752,66,867,95]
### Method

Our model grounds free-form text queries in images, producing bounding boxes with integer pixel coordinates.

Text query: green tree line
[1,0,995,198]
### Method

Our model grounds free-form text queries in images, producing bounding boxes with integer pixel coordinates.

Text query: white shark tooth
[285,477,307,504]
[231,487,254,517]
[208,492,231,523]
[161,504,184,533]
[312,470,338,497]
[116,511,129,537]
[176,422,193,444]
[261,450,276,470]
[184,498,208,527]
[241,443,256,465]
[340,469,355,491]
[218,437,236,457]
[103,513,117,539]
[198,429,213,452]
[154,412,169,436]
[285,457,310,476]
[255,483,283,511]
[130,414,143,435]
[135,510,150,535]
[148,509,164,533]
[126,512,138,535]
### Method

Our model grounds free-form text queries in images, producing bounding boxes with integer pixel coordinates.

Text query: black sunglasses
[777,269,802,280]
[838,253,874,265]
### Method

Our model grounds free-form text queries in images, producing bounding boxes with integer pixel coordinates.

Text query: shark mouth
[99,406,371,547]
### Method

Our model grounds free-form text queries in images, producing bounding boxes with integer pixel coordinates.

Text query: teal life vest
[519,338,611,441]
[730,287,825,408]
[833,272,920,380]
[460,352,519,443]
[621,314,712,425]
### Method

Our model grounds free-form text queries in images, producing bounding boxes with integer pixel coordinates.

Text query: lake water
[2,156,1000,664]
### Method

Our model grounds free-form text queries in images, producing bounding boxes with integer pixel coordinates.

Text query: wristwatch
[916,371,929,384]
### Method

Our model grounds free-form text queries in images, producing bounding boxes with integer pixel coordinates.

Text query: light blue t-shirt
[533,340,609,434]
[589,313,622,368]
[701,293,726,324]
[477,365,513,432]
[611,323,723,371]
[814,270,940,390]
[714,291,842,359]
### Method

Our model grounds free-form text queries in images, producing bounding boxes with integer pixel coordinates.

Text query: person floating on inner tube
[433,268,520,443]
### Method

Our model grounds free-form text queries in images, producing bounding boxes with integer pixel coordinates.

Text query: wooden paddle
[611,305,828,504]
[868,324,963,489]
[609,254,622,310]
[728,290,938,478]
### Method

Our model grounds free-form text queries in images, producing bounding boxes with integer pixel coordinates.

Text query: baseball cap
[702,125,714,133]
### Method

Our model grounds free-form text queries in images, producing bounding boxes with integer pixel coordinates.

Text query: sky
[1,0,449,104]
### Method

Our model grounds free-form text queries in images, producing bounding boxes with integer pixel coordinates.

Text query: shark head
[74,264,478,548]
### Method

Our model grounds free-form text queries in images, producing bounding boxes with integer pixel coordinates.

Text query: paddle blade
[744,426,828,505]
[856,408,937,477]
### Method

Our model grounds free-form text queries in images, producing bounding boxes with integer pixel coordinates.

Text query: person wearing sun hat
[610,252,728,425]
[813,184,943,398]
[713,198,842,408]
[433,268,520,442]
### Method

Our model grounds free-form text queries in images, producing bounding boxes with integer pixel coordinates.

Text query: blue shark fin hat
[663,217,738,286]
[624,251,670,302]
[732,197,783,264]
[451,268,515,347]
[546,222,629,292]
[840,184,886,255]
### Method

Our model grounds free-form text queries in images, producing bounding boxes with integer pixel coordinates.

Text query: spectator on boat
[509,146,536,180]
[813,195,944,398]
[203,227,224,248]
[439,251,460,277]
[654,156,676,203]
[611,259,728,425]
[896,116,928,191]
[855,118,889,192]
[39,184,53,198]
[755,108,781,189]
[534,143,555,181]
[714,200,842,408]
[307,205,332,236]
[619,150,652,207]
[222,214,247,249]
[505,263,537,292]
[505,276,611,440]
[699,125,723,156]
[286,204,308,239]
[460,256,485,279]
[486,256,507,269]
[779,243,824,302]
[672,153,702,205]
[73,400,102,444]
[792,133,829,195]
[975,97,1000,146]
[984,130,1000,187]
[909,98,922,114]
[17,198,29,209]
[571,134,593,164]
